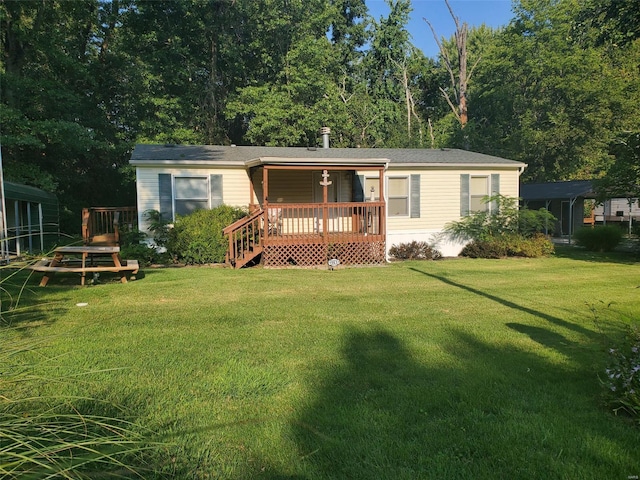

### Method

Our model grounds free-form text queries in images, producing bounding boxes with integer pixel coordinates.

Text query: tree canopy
[1,0,638,232]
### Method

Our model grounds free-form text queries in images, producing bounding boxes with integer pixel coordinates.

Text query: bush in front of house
[389,241,442,261]
[446,195,556,259]
[118,218,172,266]
[168,205,247,264]
[460,233,555,259]
[574,225,623,252]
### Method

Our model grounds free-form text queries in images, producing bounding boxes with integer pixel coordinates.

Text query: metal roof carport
[520,180,595,243]
[1,181,60,259]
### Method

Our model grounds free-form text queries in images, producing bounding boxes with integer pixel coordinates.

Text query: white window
[388,177,409,216]
[470,176,489,213]
[174,176,209,216]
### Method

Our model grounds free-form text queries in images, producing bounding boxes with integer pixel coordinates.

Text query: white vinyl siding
[384,168,519,232]
[135,167,249,232]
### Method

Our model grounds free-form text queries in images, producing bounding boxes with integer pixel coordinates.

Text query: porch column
[378,167,386,238]
[262,166,269,205]
[249,173,257,212]
[320,170,331,243]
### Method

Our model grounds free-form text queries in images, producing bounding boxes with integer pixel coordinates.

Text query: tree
[424,0,479,133]
[467,0,640,181]
[0,0,136,231]
[594,131,640,235]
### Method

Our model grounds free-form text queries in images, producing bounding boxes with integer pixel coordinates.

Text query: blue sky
[366,0,515,58]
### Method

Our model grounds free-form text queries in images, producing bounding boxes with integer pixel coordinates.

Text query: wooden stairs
[223,208,264,269]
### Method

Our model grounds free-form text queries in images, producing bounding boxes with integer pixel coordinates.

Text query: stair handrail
[223,208,264,267]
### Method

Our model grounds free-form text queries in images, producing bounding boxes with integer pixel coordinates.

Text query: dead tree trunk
[424,0,479,131]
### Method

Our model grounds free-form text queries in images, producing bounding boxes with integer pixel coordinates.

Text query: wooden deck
[224,202,386,268]
[82,207,137,246]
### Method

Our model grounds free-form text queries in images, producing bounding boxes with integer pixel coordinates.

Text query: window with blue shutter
[210,174,223,207]
[490,174,500,212]
[158,173,173,221]
[410,174,420,218]
[460,174,470,217]
[460,174,500,215]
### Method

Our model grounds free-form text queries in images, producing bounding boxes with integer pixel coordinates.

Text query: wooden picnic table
[32,245,139,286]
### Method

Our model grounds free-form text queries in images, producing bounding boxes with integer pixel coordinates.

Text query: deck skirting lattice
[262,241,386,267]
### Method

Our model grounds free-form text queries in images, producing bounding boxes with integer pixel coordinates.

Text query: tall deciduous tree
[468,0,640,181]
[0,0,136,230]
[424,0,477,131]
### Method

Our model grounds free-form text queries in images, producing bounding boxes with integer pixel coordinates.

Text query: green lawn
[4,247,640,479]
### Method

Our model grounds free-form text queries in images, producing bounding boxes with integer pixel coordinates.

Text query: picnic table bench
[31,246,139,286]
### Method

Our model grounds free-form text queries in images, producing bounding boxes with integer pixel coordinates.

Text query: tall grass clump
[0,261,160,478]
[592,304,640,425]
[602,324,640,423]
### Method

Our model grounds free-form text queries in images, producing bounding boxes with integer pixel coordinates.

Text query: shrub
[389,241,442,261]
[460,238,507,259]
[118,222,171,266]
[445,195,557,243]
[506,233,555,257]
[460,233,554,259]
[168,205,247,264]
[574,225,623,252]
[602,324,640,423]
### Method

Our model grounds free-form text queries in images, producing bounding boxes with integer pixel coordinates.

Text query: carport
[520,180,595,243]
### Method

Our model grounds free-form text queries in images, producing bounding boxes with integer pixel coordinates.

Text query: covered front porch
[224,160,388,268]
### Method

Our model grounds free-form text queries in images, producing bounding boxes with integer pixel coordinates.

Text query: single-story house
[130,143,526,267]
[1,181,60,258]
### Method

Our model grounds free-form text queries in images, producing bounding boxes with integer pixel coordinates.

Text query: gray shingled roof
[520,180,595,201]
[130,144,525,168]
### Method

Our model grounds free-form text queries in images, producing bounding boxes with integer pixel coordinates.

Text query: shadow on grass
[408,267,596,340]
[274,322,640,480]
[1,268,70,331]
[553,244,639,265]
[255,268,640,478]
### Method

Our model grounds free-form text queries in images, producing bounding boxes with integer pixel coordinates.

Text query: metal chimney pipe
[321,127,330,149]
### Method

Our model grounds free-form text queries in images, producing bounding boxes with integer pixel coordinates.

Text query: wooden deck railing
[263,202,385,244]
[224,202,386,268]
[82,207,137,246]
[223,208,264,268]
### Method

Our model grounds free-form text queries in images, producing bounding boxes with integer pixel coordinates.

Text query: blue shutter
[158,174,173,221]
[410,174,420,218]
[460,174,470,217]
[491,174,500,213]
[353,174,365,202]
[210,174,223,207]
